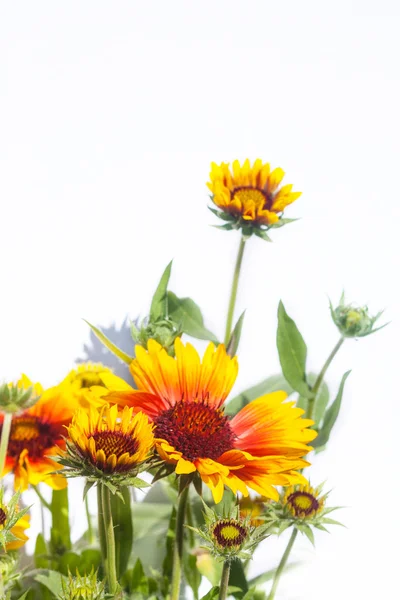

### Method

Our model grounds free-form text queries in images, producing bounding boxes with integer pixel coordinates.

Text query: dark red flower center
[3,416,61,459]
[287,491,320,516]
[90,431,139,459]
[153,401,235,461]
[0,507,6,526]
[211,519,248,548]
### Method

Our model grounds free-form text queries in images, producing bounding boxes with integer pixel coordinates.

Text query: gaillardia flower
[60,363,113,409]
[268,482,342,544]
[63,403,155,486]
[188,500,271,561]
[283,483,325,519]
[0,386,78,490]
[207,159,301,236]
[105,338,316,503]
[329,293,387,338]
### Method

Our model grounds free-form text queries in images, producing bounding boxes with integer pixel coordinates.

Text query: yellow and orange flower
[60,363,113,410]
[105,338,316,503]
[67,403,154,475]
[283,483,325,520]
[207,159,301,227]
[0,386,79,490]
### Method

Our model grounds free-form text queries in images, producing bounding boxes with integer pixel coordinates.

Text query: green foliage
[50,489,71,557]
[225,374,293,416]
[150,261,173,321]
[297,373,329,427]
[313,371,351,450]
[110,488,133,578]
[276,301,313,399]
[167,292,219,343]
[83,321,133,365]
[34,534,50,570]
[226,311,245,357]
[0,383,36,413]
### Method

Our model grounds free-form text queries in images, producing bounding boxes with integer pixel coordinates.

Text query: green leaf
[50,488,71,556]
[276,301,313,399]
[150,261,173,321]
[270,218,299,229]
[242,588,267,600]
[128,559,149,594]
[226,311,246,356]
[83,320,133,365]
[229,560,248,598]
[254,229,272,242]
[313,370,351,448]
[34,571,66,596]
[226,374,293,416]
[213,223,235,231]
[17,593,30,600]
[34,533,50,569]
[248,562,301,587]
[110,486,133,578]
[200,587,220,600]
[167,292,219,343]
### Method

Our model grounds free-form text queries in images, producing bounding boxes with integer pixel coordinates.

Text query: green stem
[33,485,52,511]
[170,485,190,600]
[267,528,298,600]
[0,412,12,478]
[97,485,107,565]
[218,560,231,600]
[101,485,118,595]
[306,337,345,420]
[224,236,247,346]
[85,491,94,544]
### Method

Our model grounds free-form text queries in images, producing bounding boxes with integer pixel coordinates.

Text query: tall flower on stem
[61,403,155,595]
[105,337,317,600]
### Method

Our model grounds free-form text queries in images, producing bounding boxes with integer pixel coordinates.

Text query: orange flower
[105,339,316,503]
[0,387,78,490]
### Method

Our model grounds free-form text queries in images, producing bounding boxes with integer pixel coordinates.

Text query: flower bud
[330,294,387,338]
[131,317,181,356]
[59,570,106,600]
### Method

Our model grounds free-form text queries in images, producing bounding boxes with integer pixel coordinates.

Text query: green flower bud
[131,317,181,356]
[330,293,387,338]
[0,375,41,414]
[59,570,106,600]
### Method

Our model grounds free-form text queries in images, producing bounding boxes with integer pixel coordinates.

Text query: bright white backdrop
[1,2,399,599]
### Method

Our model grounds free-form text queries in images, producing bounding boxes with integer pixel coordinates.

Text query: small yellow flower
[283,483,325,519]
[67,403,154,475]
[239,496,269,527]
[207,159,301,232]
[211,519,248,551]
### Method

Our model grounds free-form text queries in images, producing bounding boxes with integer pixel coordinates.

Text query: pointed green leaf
[167,292,219,343]
[254,228,272,242]
[313,371,351,448]
[110,486,133,578]
[150,261,173,321]
[297,373,329,427]
[83,320,133,365]
[226,311,246,356]
[200,587,220,600]
[34,571,66,596]
[226,374,293,416]
[277,301,313,398]
[34,533,49,569]
[229,559,248,597]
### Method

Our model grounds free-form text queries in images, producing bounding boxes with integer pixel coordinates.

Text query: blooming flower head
[207,159,301,237]
[0,386,78,490]
[60,363,113,409]
[0,490,30,551]
[64,403,155,485]
[104,338,316,503]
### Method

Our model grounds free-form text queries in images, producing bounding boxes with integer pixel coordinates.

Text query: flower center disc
[232,186,270,209]
[6,416,60,459]
[154,401,235,461]
[90,431,139,459]
[287,491,319,516]
[212,519,247,548]
[75,372,105,389]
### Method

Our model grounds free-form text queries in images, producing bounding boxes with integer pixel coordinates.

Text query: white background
[1,1,399,598]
